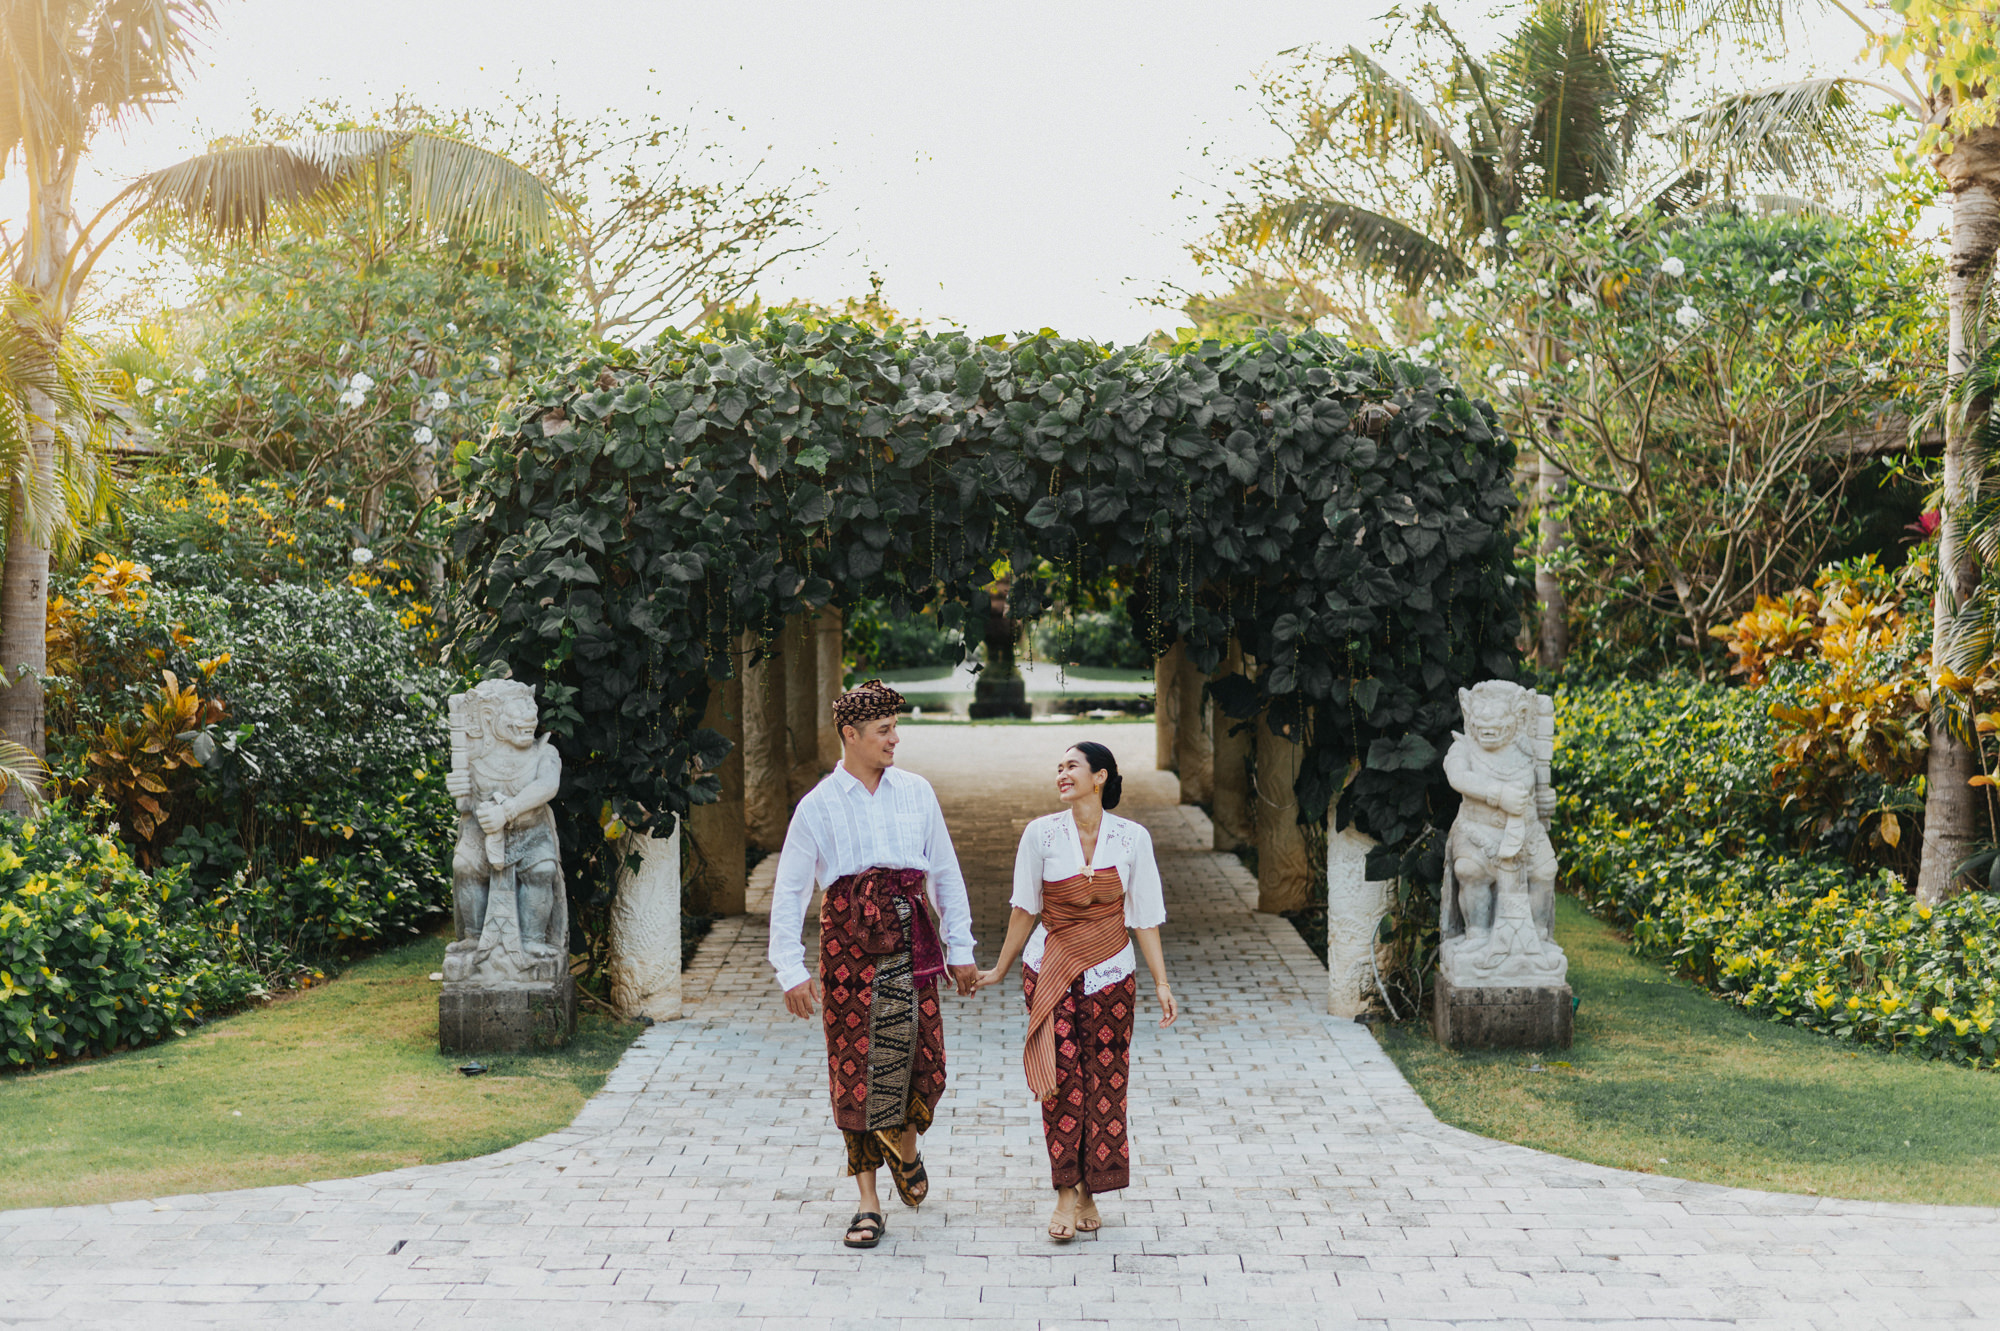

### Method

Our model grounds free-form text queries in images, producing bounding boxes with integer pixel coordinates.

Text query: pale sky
[24,0,1888,343]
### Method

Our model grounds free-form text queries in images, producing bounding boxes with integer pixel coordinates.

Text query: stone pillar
[784,612,820,802]
[815,605,844,771]
[1175,650,1212,806]
[687,672,746,916]
[742,630,790,851]
[1154,642,1183,772]
[1255,708,1310,913]
[609,826,681,1021]
[1325,823,1394,1019]
[1210,641,1255,852]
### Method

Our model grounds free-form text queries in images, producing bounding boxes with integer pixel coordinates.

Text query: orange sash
[1024,866,1127,1101]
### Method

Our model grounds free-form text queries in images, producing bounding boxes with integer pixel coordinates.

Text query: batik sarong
[1022,966,1135,1193]
[820,866,948,1172]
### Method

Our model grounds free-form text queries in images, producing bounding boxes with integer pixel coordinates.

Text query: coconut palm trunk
[1918,121,2000,904]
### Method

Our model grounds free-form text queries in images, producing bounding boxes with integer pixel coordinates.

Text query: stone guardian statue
[438,679,576,1049]
[1434,680,1570,1045]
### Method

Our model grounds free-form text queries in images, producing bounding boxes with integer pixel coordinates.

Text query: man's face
[843,715,899,769]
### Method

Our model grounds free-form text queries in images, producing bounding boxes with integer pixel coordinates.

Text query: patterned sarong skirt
[820,867,947,1172]
[1022,965,1135,1193]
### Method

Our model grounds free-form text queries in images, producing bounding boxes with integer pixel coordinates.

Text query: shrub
[1555,676,2000,1068]
[844,599,964,672]
[1033,604,1153,670]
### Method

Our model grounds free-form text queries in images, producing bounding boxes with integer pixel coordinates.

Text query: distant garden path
[2,724,1997,1329]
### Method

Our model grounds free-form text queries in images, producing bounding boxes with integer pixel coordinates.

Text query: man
[768,677,978,1249]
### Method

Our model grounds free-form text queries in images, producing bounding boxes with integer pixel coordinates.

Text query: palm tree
[1232,0,1684,670]
[1672,7,2000,902]
[0,0,566,801]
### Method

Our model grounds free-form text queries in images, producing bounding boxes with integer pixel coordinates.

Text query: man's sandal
[1076,1195,1102,1232]
[1048,1193,1079,1243]
[884,1150,929,1207]
[843,1211,886,1249]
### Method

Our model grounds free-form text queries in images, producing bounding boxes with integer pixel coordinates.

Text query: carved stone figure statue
[443,679,568,987]
[1438,680,1566,988]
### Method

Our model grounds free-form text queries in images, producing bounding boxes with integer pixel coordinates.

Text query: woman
[976,740,1177,1242]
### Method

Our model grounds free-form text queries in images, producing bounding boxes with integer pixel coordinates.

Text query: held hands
[972,965,1008,991]
[948,964,980,998]
[782,978,821,1019]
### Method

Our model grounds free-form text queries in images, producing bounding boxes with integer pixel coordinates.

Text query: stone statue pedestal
[1433,974,1572,1050]
[439,974,577,1054]
[969,676,1030,719]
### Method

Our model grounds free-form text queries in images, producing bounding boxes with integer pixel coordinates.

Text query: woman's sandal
[1048,1192,1079,1243]
[884,1149,929,1207]
[843,1211,886,1249]
[1076,1195,1102,1233]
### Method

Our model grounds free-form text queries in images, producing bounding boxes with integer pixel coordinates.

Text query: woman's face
[1055,747,1104,805]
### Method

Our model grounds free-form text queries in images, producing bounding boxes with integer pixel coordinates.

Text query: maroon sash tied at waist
[832,865,946,987]
[1024,866,1127,1101]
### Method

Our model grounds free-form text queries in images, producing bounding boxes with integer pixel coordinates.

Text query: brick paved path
[4,723,1999,1329]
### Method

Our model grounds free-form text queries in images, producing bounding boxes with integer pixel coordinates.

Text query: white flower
[1863,362,1887,383]
[1498,370,1532,394]
[429,390,451,411]
[1568,290,1594,312]
[1426,300,1447,320]
[1768,268,1789,286]
[1674,302,1704,330]
[351,547,374,565]
[133,377,155,396]
[412,425,435,445]
[336,388,365,410]
[1506,228,1522,245]
[1661,256,1686,278]
[445,322,459,335]
[349,372,376,393]
[1532,278,1551,298]
[1582,192,1605,209]
[191,364,207,382]
[485,354,503,374]
[1478,267,1498,290]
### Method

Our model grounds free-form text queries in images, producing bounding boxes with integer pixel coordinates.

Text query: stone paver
[3,722,1998,1330]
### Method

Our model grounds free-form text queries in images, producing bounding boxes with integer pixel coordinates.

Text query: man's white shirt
[766,761,976,992]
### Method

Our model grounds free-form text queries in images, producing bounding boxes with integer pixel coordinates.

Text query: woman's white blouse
[1010,810,1167,994]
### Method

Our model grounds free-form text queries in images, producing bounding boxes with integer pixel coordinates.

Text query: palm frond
[1683,77,1875,180]
[1337,47,1494,227]
[134,129,568,246]
[0,1,210,174]
[0,284,116,548]
[1244,199,1470,295]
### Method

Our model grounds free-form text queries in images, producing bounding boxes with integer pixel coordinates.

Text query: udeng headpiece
[832,678,905,734]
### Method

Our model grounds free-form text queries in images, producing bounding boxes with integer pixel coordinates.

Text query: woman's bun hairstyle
[1072,740,1122,810]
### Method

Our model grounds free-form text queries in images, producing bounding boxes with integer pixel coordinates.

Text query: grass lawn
[1380,895,2000,1207]
[0,935,643,1212]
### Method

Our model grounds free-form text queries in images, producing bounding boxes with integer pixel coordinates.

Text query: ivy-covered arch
[454,321,1523,915]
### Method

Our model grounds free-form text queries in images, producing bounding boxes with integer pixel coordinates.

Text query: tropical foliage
[455,321,1524,927]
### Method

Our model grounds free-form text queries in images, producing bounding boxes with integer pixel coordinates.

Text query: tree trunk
[1154,643,1183,772]
[1918,124,2000,904]
[686,670,746,916]
[1535,448,1570,672]
[1255,706,1310,913]
[0,463,52,812]
[1175,649,1212,805]
[742,630,791,851]
[784,612,821,802]
[1210,640,1256,852]
[814,606,844,773]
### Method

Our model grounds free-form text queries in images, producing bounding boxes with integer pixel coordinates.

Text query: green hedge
[1556,679,2000,1068]
[457,322,1524,915]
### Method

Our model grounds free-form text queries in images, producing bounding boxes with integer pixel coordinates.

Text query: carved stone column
[1209,641,1255,852]
[1154,642,1183,772]
[815,605,844,771]
[784,612,820,802]
[742,630,789,851]
[1325,823,1394,1019]
[1175,650,1213,806]
[1255,708,1310,913]
[609,826,681,1021]
[687,671,746,916]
